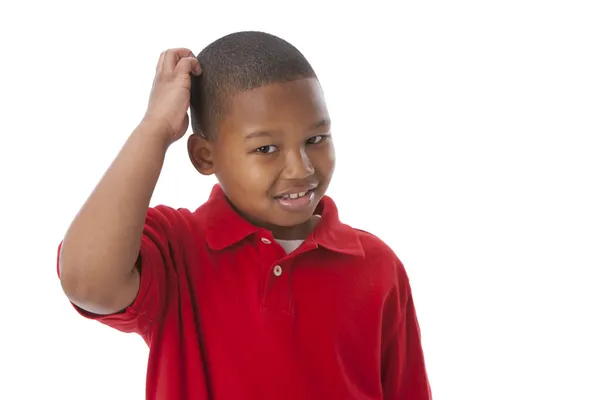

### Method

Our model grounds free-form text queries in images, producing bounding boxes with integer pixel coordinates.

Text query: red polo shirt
[57,184,431,399]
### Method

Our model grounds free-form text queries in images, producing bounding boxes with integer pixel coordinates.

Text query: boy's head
[188,31,335,239]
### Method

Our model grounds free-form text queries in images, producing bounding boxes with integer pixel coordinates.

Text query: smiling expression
[188,77,335,239]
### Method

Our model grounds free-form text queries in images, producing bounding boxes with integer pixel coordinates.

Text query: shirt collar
[200,184,364,257]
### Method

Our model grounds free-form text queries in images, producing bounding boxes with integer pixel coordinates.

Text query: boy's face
[190,78,335,239]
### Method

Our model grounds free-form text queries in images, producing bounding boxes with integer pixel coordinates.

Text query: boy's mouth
[273,187,317,212]
[275,190,312,200]
[273,184,318,199]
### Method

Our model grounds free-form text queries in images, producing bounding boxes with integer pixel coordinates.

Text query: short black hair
[190,31,317,139]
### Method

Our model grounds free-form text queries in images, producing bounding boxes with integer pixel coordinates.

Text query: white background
[1,1,599,399]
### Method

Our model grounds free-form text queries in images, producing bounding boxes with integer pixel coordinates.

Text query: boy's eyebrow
[244,130,274,141]
[244,118,331,141]
[310,118,331,130]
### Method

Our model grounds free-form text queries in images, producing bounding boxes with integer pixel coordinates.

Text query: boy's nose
[283,149,315,179]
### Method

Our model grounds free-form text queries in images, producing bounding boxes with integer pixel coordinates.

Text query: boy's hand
[142,48,202,144]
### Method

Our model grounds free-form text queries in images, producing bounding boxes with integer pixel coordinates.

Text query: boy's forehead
[222,78,328,134]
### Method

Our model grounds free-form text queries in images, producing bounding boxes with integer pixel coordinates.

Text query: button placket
[260,261,293,314]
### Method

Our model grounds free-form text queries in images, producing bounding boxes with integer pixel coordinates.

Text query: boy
[57,31,431,399]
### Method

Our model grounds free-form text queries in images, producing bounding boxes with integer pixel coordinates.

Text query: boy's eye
[255,145,278,154]
[307,135,327,144]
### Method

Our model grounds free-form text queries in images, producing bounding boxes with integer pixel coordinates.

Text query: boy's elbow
[58,246,94,300]
[59,261,104,311]
[59,258,138,315]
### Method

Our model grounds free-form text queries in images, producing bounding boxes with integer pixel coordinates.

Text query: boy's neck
[269,215,321,241]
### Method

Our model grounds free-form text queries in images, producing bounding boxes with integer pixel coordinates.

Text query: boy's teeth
[282,191,308,200]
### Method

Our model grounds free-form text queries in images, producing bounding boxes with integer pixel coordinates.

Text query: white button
[273,265,283,276]
[261,238,272,244]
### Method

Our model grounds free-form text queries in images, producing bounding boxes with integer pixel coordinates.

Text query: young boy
[57,31,431,400]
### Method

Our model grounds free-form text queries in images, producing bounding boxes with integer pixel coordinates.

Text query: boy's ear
[187,133,215,176]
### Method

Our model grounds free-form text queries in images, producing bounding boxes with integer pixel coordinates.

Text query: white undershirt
[274,239,304,254]
[274,215,321,254]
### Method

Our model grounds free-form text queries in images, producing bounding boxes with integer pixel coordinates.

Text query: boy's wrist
[135,118,175,150]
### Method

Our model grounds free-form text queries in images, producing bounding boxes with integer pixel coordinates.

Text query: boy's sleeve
[381,263,432,399]
[56,205,180,337]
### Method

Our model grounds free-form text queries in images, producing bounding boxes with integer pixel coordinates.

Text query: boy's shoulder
[145,203,408,288]
[353,227,398,257]
[352,226,406,272]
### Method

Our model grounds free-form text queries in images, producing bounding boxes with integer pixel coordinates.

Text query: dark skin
[188,78,335,240]
[60,50,330,315]
[59,48,202,314]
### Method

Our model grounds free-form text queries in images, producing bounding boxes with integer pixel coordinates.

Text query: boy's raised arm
[58,48,201,315]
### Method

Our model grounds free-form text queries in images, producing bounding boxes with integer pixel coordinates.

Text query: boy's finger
[163,48,195,71]
[174,57,202,76]
[155,52,166,73]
